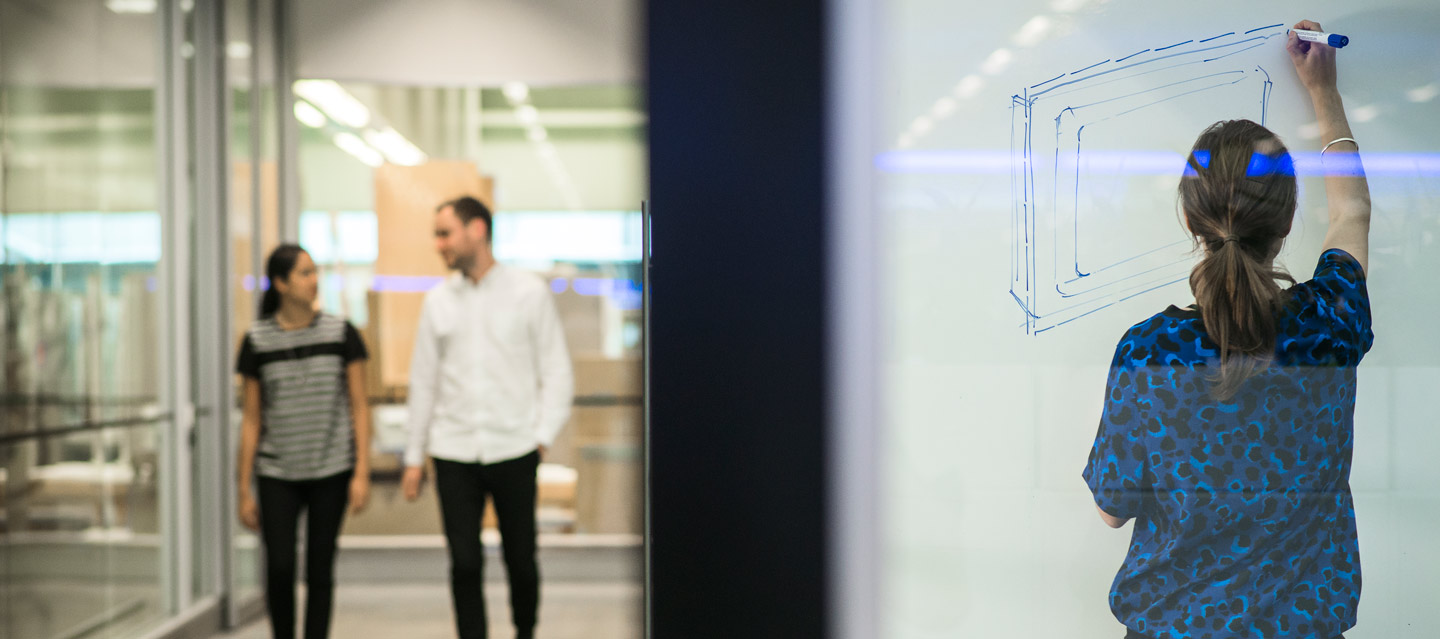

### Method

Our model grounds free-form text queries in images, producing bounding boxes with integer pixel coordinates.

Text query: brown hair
[1179,120,1297,400]
[438,196,493,244]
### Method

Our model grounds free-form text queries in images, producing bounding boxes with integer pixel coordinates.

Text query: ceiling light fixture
[333,132,384,167]
[363,127,428,166]
[1013,16,1054,47]
[981,49,1014,75]
[294,80,371,128]
[106,0,156,14]
[503,82,531,105]
[1407,83,1439,103]
[294,101,327,128]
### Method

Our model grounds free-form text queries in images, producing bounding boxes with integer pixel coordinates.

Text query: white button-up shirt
[404,263,574,467]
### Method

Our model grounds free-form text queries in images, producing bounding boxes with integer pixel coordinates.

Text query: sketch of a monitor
[1010,23,1287,335]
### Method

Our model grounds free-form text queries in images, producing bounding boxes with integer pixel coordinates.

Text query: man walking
[403,196,573,639]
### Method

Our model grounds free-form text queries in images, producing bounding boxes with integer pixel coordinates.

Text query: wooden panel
[231,161,281,357]
[374,162,493,277]
[573,356,642,397]
[375,291,428,388]
[372,162,493,389]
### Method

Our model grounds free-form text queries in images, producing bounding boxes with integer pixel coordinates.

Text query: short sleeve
[1082,336,1149,520]
[1307,248,1374,363]
[343,321,370,363]
[236,334,261,379]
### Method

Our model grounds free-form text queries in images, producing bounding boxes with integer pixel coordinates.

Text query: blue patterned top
[1083,249,1373,639]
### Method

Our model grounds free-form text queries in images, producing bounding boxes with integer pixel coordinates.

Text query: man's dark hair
[439,196,493,243]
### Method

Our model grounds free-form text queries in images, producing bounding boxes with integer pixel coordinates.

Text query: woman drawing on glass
[1083,20,1372,639]
[236,244,373,639]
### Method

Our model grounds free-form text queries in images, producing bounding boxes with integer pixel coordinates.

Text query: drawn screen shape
[1010,26,1284,334]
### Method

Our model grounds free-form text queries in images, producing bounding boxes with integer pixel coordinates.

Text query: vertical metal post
[157,0,195,615]
[828,0,882,638]
[276,0,301,242]
[192,0,232,607]
[641,199,652,639]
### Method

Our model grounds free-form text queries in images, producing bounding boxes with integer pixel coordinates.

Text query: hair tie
[1222,236,1241,245]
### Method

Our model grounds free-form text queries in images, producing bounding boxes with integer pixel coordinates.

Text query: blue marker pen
[1291,28,1349,49]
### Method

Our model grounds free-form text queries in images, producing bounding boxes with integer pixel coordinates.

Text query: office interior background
[8,1,1434,639]
[2,0,646,637]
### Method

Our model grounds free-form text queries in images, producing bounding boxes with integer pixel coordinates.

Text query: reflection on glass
[2,1,166,636]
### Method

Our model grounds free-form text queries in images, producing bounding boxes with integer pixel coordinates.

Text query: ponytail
[258,243,307,319]
[259,286,282,318]
[1190,238,1291,399]
[1178,120,1298,400]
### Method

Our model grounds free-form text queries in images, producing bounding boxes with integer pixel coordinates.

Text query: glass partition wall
[1,0,287,636]
[295,83,647,542]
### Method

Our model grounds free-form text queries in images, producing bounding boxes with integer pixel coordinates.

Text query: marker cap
[1327,34,1349,48]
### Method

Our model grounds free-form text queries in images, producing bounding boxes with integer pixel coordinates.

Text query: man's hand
[402,466,425,501]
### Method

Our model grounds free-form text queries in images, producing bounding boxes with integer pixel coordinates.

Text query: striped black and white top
[236,312,368,481]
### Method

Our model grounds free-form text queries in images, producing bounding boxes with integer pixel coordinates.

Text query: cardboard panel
[573,356,642,397]
[372,162,493,390]
[374,162,493,277]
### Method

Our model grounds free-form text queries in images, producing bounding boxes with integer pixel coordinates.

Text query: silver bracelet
[1321,137,1358,154]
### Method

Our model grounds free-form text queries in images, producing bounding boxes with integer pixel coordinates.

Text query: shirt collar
[449,262,503,290]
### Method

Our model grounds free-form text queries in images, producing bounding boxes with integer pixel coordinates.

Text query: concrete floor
[215,582,642,639]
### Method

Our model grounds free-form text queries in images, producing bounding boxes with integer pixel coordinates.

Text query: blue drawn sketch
[1010,24,1286,335]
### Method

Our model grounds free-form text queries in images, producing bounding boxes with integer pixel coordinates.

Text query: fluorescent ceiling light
[1352,105,1380,123]
[1407,83,1440,103]
[515,105,540,125]
[981,49,1014,75]
[294,80,371,128]
[910,116,934,136]
[953,75,985,99]
[333,132,384,167]
[526,126,549,142]
[503,82,531,105]
[107,0,156,13]
[931,97,958,119]
[294,101,327,128]
[1013,16,1053,47]
[1050,0,1090,12]
[362,127,428,166]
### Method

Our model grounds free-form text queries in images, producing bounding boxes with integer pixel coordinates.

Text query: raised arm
[1287,19,1371,273]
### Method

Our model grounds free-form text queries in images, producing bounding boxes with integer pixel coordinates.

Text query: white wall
[294,0,640,87]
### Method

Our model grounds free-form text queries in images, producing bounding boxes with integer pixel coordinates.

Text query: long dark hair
[259,244,308,319]
[1179,120,1298,400]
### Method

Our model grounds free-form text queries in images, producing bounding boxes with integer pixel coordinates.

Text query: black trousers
[257,470,351,639]
[434,452,541,639]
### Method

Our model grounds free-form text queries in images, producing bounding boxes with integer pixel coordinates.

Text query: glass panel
[869,1,1440,637]
[1,0,167,636]
[227,0,278,611]
[1,421,168,639]
[292,82,646,539]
